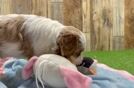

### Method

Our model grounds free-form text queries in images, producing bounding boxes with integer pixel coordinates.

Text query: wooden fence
[125,0,134,49]
[64,0,124,51]
[0,0,130,51]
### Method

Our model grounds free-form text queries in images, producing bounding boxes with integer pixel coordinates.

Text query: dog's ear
[57,33,79,61]
[22,56,38,80]
[59,66,91,88]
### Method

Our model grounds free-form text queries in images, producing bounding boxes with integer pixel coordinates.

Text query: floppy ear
[57,33,78,59]
[59,66,91,88]
[22,56,38,79]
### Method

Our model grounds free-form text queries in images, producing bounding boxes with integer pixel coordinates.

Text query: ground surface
[83,49,134,74]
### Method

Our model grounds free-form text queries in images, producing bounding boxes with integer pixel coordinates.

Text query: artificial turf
[83,49,134,74]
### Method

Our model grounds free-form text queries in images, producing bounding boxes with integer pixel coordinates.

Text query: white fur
[34,54,77,88]
[22,15,64,55]
[0,14,86,58]
[0,14,65,56]
[0,42,23,57]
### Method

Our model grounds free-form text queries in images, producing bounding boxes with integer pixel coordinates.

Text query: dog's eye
[75,52,81,57]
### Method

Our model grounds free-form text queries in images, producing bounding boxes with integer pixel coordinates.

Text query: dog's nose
[73,56,83,65]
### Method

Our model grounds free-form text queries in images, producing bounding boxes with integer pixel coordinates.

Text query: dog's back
[0,14,86,65]
[0,14,65,58]
[0,15,25,57]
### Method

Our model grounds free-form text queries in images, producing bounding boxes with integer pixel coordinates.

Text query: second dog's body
[0,14,86,64]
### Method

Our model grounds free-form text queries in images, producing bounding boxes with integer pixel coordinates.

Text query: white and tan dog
[0,14,86,65]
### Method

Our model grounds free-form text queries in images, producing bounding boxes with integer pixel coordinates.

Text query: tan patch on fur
[56,26,84,63]
[0,16,24,42]
[0,16,34,58]
[20,29,34,58]
[63,26,82,36]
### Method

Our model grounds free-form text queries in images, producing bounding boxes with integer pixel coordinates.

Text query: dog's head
[56,26,86,65]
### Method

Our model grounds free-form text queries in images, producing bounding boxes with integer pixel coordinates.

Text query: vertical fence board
[90,0,101,50]
[113,36,124,50]
[90,0,113,51]
[82,0,91,50]
[31,0,48,16]
[84,33,91,51]
[63,0,82,30]
[82,0,90,33]
[113,0,124,36]
[49,0,63,23]
[112,0,124,50]
[11,0,32,14]
[51,0,63,2]
[125,0,134,48]
[47,0,52,18]
[0,0,12,14]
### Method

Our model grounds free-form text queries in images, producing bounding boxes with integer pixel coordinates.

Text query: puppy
[0,14,86,65]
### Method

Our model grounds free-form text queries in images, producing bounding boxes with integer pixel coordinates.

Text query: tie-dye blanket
[91,64,134,88]
[0,58,134,88]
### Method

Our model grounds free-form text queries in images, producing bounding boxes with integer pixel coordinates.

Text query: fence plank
[84,33,91,51]
[82,0,90,33]
[113,36,124,50]
[48,1,63,23]
[11,0,32,14]
[51,0,63,2]
[112,0,124,50]
[113,0,124,36]
[63,0,82,30]
[82,0,91,50]
[124,0,134,48]
[31,0,48,16]
[0,0,12,14]
[90,0,113,51]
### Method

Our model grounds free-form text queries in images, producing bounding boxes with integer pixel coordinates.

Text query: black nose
[77,57,94,68]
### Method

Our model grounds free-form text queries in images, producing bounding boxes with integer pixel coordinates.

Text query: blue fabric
[90,67,134,88]
[18,77,52,88]
[0,81,7,88]
[0,58,134,88]
[18,78,38,88]
[0,58,27,88]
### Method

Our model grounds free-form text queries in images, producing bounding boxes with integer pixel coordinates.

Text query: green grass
[83,49,134,74]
